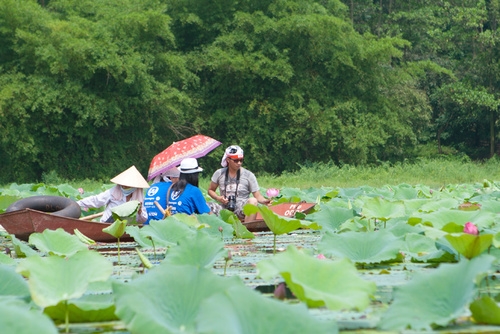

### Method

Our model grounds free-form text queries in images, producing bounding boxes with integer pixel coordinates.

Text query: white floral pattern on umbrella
[148,135,221,180]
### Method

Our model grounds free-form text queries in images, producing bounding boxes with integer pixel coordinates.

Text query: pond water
[2,228,500,333]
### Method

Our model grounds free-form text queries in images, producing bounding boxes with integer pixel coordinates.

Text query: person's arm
[208,181,228,205]
[77,190,109,210]
[252,190,270,205]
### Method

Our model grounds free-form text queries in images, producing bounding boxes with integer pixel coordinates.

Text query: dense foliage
[1,0,499,183]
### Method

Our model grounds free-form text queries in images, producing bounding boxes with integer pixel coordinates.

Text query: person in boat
[150,167,180,184]
[77,165,149,223]
[207,145,270,222]
[143,158,210,224]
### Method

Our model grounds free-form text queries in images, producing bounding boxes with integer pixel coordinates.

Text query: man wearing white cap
[207,145,270,222]
[77,165,149,223]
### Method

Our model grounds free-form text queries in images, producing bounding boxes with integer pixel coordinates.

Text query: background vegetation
[1,0,500,183]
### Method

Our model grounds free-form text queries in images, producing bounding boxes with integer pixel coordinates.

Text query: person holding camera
[207,145,270,222]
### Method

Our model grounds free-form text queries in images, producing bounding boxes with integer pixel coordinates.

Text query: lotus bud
[274,282,287,300]
[78,187,84,194]
[316,253,326,260]
[266,188,280,198]
[218,226,223,233]
[464,222,479,235]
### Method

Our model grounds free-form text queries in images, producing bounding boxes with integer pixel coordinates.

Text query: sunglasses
[230,158,244,163]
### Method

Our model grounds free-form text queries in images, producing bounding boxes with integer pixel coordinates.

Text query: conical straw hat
[110,165,149,188]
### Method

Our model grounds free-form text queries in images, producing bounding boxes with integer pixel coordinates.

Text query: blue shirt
[143,181,210,224]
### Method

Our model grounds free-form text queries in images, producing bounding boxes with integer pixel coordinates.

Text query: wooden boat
[0,208,134,243]
[243,202,316,232]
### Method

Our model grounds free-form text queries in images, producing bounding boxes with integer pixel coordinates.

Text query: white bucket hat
[110,165,150,188]
[178,158,203,174]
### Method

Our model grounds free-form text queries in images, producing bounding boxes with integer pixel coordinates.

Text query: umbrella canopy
[147,135,221,180]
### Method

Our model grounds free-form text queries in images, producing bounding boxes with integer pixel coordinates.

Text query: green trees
[1,0,499,183]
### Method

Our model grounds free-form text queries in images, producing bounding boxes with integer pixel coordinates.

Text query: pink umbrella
[147,134,222,180]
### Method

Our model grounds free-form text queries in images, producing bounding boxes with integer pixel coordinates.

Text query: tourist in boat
[143,158,210,223]
[77,165,149,223]
[207,145,270,222]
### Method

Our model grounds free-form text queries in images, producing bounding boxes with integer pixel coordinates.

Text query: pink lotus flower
[266,188,280,198]
[464,222,479,235]
[78,187,84,194]
[316,253,326,260]
[274,282,287,300]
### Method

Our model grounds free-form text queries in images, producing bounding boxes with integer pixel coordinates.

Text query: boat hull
[243,202,316,232]
[0,209,134,243]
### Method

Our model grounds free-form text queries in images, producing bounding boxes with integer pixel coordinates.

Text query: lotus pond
[2,181,500,333]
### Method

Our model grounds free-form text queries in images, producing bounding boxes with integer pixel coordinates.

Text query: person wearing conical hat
[77,166,150,223]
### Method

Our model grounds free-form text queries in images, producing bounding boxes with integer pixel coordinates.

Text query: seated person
[207,145,269,222]
[77,165,149,223]
[144,158,210,223]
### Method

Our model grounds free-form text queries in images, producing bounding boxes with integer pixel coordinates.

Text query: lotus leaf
[0,299,57,334]
[163,230,225,268]
[306,203,356,233]
[318,230,404,264]
[360,197,406,221]
[418,198,460,212]
[220,209,255,239]
[197,213,235,238]
[125,225,153,247]
[139,218,197,247]
[102,219,127,239]
[28,228,88,257]
[8,234,39,258]
[378,255,495,330]
[412,209,497,230]
[402,232,447,262]
[257,245,376,310]
[444,233,493,259]
[44,293,118,323]
[196,285,338,334]
[165,212,208,228]
[470,295,500,325]
[0,264,30,299]
[112,263,242,333]
[110,200,140,224]
[0,252,16,265]
[16,251,113,308]
[392,184,418,199]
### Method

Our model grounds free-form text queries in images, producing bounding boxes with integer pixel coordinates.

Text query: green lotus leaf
[197,285,338,334]
[246,205,321,235]
[28,228,88,257]
[197,213,235,238]
[166,213,208,228]
[0,265,30,300]
[318,230,404,264]
[402,198,435,214]
[412,209,497,230]
[257,245,375,310]
[16,251,113,308]
[139,218,197,247]
[112,264,241,333]
[164,230,226,268]
[8,235,39,258]
[391,184,418,199]
[361,197,406,221]
[0,299,57,334]
[402,232,447,262]
[306,203,356,233]
[378,255,495,331]
[220,209,255,239]
[418,198,460,212]
[441,222,466,233]
[125,225,154,247]
[339,216,376,232]
[102,219,127,239]
[110,200,140,224]
[44,293,118,323]
[0,252,16,265]
[494,231,500,248]
[444,233,493,259]
[470,295,500,325]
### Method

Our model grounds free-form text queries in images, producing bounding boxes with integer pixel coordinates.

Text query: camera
[227,195,236,212]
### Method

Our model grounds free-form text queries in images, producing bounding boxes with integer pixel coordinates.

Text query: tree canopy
[0,0,499,183]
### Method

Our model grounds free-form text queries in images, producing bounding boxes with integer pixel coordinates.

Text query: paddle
[79,212,104,221]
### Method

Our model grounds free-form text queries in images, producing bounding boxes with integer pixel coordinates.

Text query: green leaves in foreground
[0,299,57,334]
[28,228,88,257]
[113,263,337,334]
[379,255,494,331]
[257,245,376,310]
[444,233,493,259]
[16,251,113,308]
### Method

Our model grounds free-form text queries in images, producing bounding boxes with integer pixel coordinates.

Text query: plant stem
[117,237,121,265]
[65,300,69,333]
[273,234,277,255]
